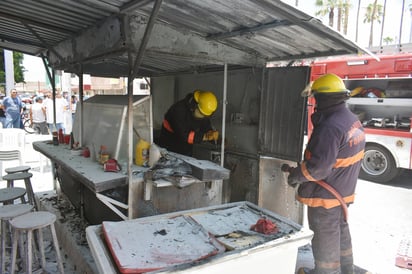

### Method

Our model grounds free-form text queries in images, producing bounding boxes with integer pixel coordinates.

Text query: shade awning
[0,0,367,77]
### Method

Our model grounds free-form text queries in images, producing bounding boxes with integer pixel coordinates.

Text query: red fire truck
[309,53,412,183]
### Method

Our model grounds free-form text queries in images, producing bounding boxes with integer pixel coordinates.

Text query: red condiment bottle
[58,129,64,144]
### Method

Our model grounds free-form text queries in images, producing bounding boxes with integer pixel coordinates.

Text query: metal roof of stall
[0,0,367,77]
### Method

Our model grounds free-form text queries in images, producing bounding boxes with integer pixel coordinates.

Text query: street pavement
[0,133,54,191]
[296,169,412,274]
[350,170,412,274]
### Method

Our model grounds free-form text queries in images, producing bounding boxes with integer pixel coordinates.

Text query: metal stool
[4,166,31,175]
[0,204,33,274]
[0,188,26,205]
[2,173,38,210]
[10,211,64,274]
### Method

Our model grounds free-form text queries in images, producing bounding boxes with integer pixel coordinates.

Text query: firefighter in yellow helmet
[290,74,366,274]
[158,90,219,156]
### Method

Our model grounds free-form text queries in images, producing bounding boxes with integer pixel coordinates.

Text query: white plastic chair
[0,128,26,177]
[27,134,52,173]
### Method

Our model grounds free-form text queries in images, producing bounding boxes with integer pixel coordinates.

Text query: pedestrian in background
[44,91,68,133]
[0,96,6,128]
[70,95,78,125]
[30,96,48,134]
[3,89,23,128]
[286,74,366,274]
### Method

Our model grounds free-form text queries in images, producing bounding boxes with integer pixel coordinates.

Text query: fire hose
[281,164,349,222]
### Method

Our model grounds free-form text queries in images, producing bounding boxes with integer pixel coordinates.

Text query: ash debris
[39,193,89,246]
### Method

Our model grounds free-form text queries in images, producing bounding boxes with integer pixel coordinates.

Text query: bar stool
[0,204,33,274]
[2,173,38,211]
[10,211,65,274]
[0,187,26,205]
[4,165,31,175]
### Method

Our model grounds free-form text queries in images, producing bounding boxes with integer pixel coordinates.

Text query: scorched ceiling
[0,0,366,77]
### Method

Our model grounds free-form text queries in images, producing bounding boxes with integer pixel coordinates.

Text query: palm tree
[355,0,361,42]
[315,0,350,33]
[364,0,383,47]
[409,3,412,42]
[337,1,342,31]
[398,0,406,45]
[383,37,394,45]
[342,0,351,35]
[379,0,387,47]
[315,0,338,28]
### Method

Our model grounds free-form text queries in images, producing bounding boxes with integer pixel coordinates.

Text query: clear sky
[24,54,45,82]
[23,0,412,81]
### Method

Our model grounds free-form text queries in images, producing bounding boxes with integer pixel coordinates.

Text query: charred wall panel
[224,152,259,204]
[259,67,309,162]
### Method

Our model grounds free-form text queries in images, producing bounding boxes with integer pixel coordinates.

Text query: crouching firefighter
[158,90,219,156]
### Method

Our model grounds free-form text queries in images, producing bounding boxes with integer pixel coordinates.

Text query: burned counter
[86,201,313,274]
[33,95,229,224]
[32,140,138,224]
[33,140,229,225]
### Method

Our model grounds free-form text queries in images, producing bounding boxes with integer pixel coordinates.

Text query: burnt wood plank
[168,152,230,181]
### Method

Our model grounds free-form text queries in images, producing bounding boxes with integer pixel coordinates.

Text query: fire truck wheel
[359,144,400,184]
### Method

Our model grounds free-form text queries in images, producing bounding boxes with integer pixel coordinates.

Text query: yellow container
[135,139,150,166]
[99,153,110,165]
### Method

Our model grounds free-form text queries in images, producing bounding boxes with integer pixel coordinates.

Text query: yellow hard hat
[193,90,217,116]
[304,73,349,97]
[351,86,364,97]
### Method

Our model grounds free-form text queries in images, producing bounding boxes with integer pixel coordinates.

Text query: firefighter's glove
[285,168,301,188]
[288,176,302,188]
[203,130,219,142]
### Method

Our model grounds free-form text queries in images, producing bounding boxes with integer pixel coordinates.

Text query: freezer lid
[258,66,309,162]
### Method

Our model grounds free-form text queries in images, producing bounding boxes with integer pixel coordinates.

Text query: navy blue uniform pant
[308,206,354,274]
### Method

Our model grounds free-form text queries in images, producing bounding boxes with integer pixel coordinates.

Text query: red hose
[311,179,348,222]
[282,164,349,221]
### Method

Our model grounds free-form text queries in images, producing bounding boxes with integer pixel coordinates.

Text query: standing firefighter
[158,90,219,156]
[287,74,366,274]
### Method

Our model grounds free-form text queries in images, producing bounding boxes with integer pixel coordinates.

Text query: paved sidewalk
[0,133,95,274]
[0,134,54,191]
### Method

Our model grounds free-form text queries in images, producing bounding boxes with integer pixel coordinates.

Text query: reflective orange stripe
[304,149,312,160]
[187,131,195,144]
[340,248,353,257]
[163,119,174,133]
[297,194,355,209]
[315,260,341,270]
[348,120,363,138]
[334,150,364,168]
[301,162,317,181]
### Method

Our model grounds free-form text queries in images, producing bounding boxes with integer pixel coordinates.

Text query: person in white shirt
[29,96,48,134]
[44,91,68,133]
[70,95,78,124]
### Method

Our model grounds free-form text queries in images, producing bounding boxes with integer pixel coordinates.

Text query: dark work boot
[353,265,372,274]
[297,267,314,274]
[298,267,342,274]
[341,265,354,274]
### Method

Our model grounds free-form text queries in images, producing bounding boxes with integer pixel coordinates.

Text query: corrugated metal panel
[259,66,309,161]
[0,0,365,77]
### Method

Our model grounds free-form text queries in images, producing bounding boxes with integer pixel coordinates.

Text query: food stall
[21,0,369,226]
[2,0,374,273]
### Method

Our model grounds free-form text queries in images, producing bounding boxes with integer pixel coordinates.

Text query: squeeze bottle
[135,139,150,166]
